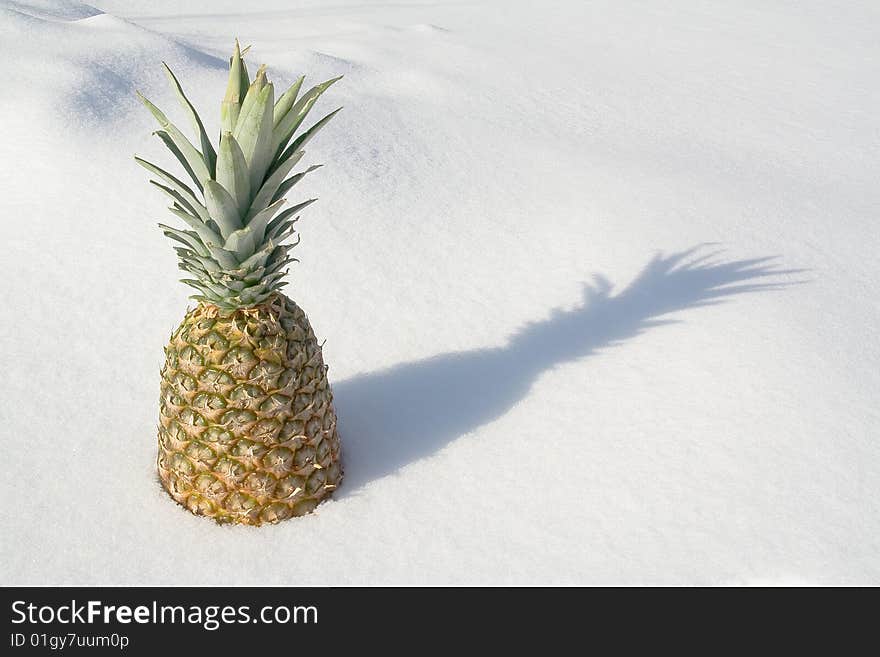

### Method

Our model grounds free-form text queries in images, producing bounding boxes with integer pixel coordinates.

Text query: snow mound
[2,0,226,130]
[405,23,449,34]
[3,0,101,21]
[72,12,128,27]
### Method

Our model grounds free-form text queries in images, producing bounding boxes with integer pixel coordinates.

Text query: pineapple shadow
[333,246,801,494]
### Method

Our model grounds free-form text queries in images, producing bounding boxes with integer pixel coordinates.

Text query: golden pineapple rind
[158,294,342,525]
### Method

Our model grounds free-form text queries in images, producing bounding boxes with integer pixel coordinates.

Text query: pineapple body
[137,43,344,524]
[158,294,342,525]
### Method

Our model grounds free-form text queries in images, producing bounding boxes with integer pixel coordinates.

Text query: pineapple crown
[135,41,341,311]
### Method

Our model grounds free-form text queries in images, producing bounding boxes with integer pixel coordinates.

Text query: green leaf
[273,75,305,127]
[265,256,293,277]
[242,266,267,283]
[271,224,296,245]
[167,205,223,247]
[180,262,210,279]
[200,279,231,298]
[246,198,285,243]
[271,76,342,157]
[264,215,296,242]
[241,282,273,303]
[204,180,243,239]
[235,82,275,193]
[282,107,342,160]
[159,224,209,257]
[262,270,288,287]
[203,243,241,269]
[181,279,210,293]
[152,130,201,192]
[237,64,267,132]
[270,164,322,203]
[223,226,257,260]
[239,55,250,102]
[149,180,209,223]
[162,62,217,177]
[216,132,251,217]
[265,199,315,235]
[266,240,300,269]
[134,156,207,218]
[247,153,301,218]
[192,254,222,273]
[287,197,318,215]
[238,240,276,270]
[137,92,211,190]
[221,40,244,133]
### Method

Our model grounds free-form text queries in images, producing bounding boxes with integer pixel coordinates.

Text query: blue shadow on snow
[333,245,802,493]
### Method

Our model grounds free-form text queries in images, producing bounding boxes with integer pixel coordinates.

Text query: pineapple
[136,42,343,525]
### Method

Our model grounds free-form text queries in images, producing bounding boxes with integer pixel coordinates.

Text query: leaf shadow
[332,245,804,494]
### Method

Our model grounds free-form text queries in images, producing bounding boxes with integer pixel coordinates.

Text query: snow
[1,0,878,585]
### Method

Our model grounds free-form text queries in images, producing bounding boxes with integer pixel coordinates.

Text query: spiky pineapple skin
[157,294,342,525]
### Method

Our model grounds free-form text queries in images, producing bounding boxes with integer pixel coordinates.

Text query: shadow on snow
[333,245,802,494]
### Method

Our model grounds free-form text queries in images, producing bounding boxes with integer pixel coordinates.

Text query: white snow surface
[1,0,878,585]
